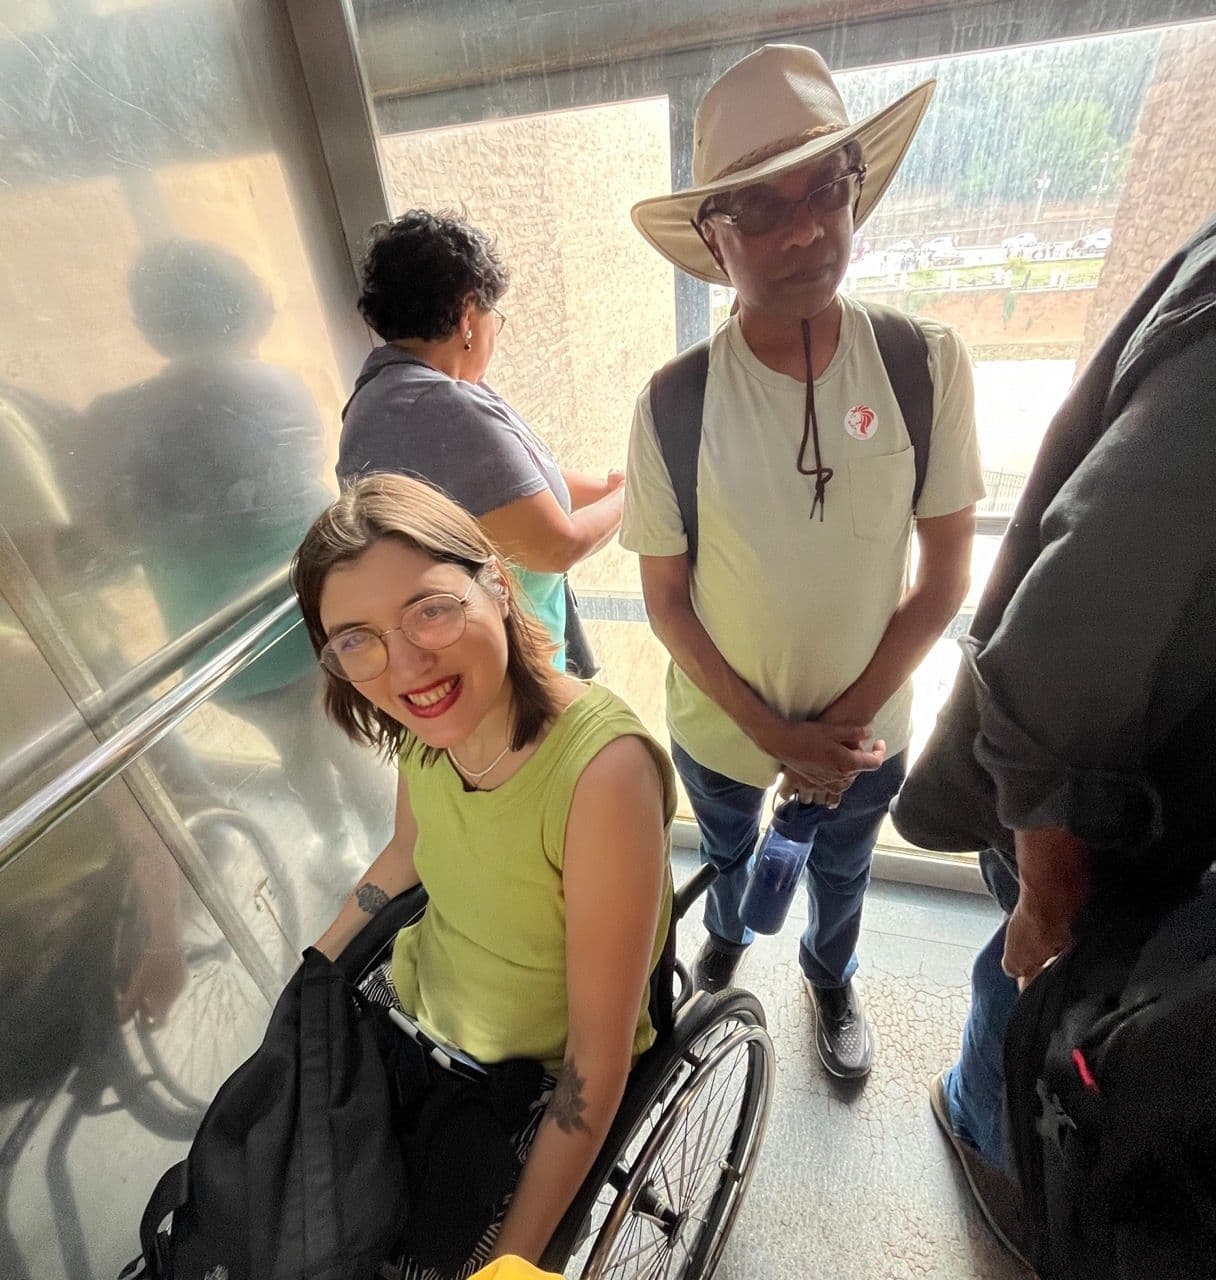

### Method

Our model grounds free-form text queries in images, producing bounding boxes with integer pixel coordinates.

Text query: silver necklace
[447,741,512,783]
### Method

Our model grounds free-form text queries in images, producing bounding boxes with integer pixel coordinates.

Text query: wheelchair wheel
[549,988,774,1280]
[108,807,298,1138]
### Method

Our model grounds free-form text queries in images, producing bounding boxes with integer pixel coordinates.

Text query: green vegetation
[838,32,1157,212]
[975,258,1102,288]
[860,257,1104,295]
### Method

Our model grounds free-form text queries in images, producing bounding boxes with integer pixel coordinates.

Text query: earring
[463,329,473,351]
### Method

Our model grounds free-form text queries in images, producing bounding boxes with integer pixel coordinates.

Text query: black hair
[356,210,509,342]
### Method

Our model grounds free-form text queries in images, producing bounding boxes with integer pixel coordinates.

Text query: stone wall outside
[856,282,1093,353]
[380,98,676,597]
[1078,24,1216,368]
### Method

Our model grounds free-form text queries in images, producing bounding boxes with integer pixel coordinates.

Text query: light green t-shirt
[390,683,676,1069]
[620,297,985,788]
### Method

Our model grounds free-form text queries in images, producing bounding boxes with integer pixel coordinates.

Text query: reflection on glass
[0,385,77,592]
[0,4,397,1278]
[0,771,294,1280]
[66,239,384,846]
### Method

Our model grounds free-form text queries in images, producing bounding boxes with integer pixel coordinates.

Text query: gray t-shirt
[337,346,570,656]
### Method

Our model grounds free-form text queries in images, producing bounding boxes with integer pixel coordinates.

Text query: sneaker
[805,977,873,1078]
[691,935,748,994]
[929,1070,1033,1270]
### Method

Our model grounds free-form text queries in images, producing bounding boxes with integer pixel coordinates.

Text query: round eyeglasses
[319,580,476,683]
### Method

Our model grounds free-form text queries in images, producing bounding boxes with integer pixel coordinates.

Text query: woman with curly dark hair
[338,210,624,671]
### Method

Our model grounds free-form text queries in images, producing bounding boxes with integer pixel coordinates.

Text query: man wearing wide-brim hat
[622,48,983,1078]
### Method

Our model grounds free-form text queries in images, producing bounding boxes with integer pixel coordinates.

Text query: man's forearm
[1015,826,1091,908]
[1003,825,1093,982]
[640,559,883,785]
[647,594,779,748]
[826,577,963,724]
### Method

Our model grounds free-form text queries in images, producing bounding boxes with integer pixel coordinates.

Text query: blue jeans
[672,743,906,989]
[942,848,1021,1171]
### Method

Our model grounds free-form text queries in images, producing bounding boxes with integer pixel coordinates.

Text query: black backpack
[648,301,934,561]
[1004,872,1216,1279]
[120,948,406,1280]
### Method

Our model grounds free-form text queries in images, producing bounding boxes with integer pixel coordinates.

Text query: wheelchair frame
[338,865,775,1280]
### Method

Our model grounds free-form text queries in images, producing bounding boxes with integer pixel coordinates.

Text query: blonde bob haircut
[291,472,561,759]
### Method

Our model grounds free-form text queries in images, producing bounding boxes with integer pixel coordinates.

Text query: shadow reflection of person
[0,383,77,587]
[83,239,389,856]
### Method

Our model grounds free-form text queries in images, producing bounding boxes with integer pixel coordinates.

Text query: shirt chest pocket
[848,447,916,543]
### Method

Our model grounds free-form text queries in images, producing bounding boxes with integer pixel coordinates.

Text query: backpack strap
[648,306,933,561]
[860,300,934,508]
[648,339,710,563]
[135,1160,189,1277]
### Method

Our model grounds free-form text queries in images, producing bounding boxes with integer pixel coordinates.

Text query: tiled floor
[670,849,1029,1280]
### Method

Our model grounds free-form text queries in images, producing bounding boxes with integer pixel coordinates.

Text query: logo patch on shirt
[845,405,877,441]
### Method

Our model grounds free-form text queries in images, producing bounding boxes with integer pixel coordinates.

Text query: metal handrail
[0,508,1017,872]
[0,567,292,797]
[79,568,292,728]
[0,595,302,874]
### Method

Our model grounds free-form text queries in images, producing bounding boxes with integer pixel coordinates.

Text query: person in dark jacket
[892,212,1216,1265]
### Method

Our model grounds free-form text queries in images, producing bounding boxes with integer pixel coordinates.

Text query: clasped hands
[761,704,886,811]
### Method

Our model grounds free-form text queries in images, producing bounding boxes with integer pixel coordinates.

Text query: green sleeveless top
[390,683,676,1068]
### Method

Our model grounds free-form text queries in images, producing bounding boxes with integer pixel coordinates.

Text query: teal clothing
[141,520,316,701]
[513,567,566,671]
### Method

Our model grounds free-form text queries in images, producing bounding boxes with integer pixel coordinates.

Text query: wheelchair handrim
[581,1021,774,1280]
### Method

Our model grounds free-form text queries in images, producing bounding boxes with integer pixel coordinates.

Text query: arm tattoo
[549,1059,592,1135]
[355,883,389,916]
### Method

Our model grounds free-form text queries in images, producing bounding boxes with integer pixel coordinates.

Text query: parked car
[1071,228,1112,255]
[921,235,964,266]
[1002,231,1038,255]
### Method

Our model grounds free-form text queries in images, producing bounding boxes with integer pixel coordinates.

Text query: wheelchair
[337,864,775,1280]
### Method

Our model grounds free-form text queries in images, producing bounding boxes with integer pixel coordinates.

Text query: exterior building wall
[1078,23,1216,368]
[856,283,1093,355]
[380,98,676,595]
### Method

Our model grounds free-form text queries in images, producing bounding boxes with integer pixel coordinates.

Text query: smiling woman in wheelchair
[292,472,675,1275]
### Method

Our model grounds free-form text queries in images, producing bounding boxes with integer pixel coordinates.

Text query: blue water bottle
[739,798,812,935]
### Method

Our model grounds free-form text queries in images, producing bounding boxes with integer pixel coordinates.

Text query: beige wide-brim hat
[632,44,935,284]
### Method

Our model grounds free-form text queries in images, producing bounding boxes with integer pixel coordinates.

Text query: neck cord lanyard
[796,317,833,521]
